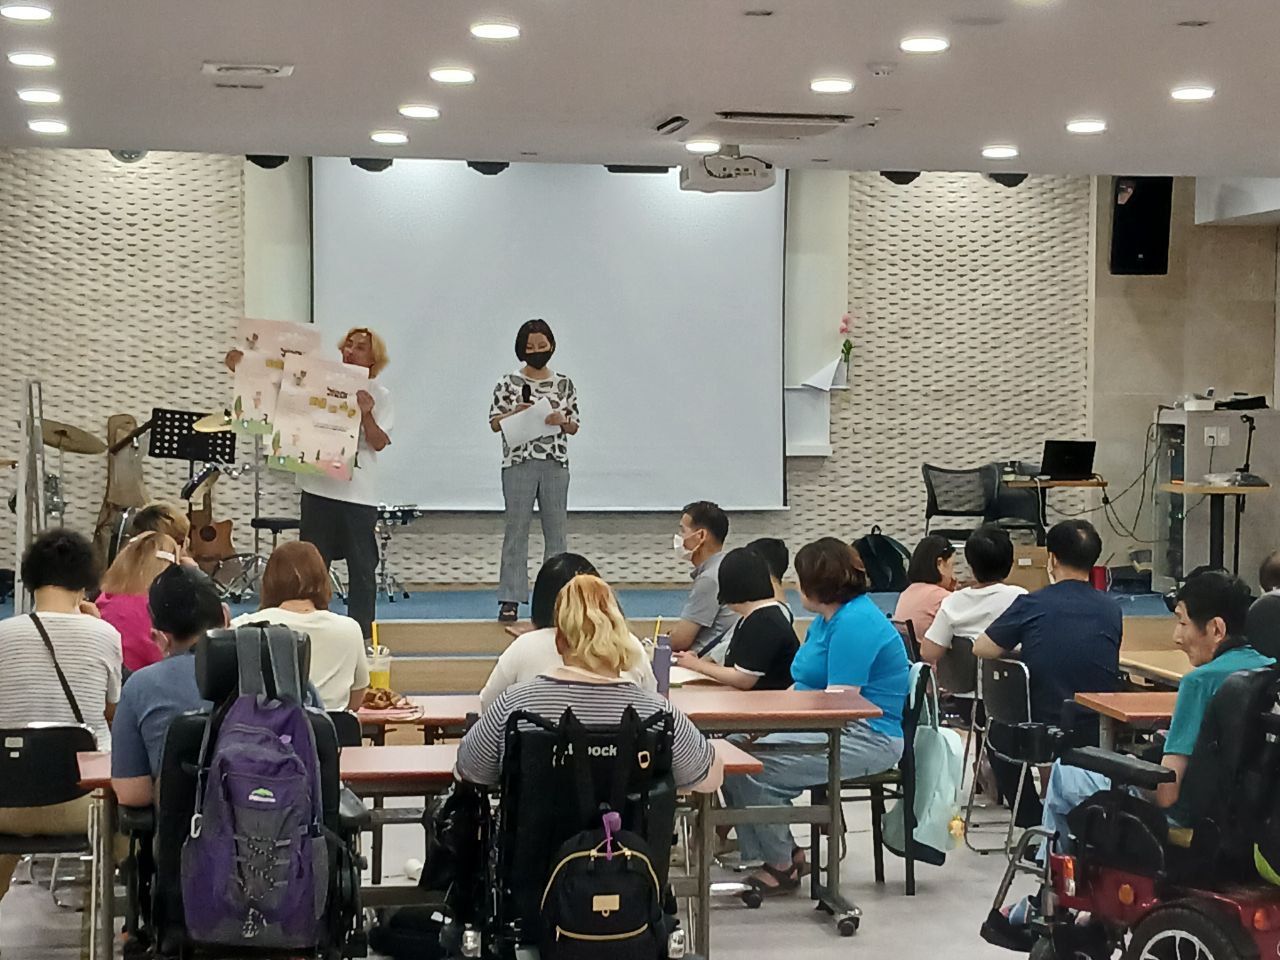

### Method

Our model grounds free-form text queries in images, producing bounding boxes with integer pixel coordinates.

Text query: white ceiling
[2,0,1279,175]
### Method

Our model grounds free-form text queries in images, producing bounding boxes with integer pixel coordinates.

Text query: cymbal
[42,420,106,455]
[193,412,233,434]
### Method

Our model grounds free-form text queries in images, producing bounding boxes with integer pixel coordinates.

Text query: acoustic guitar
[183,465,236,568]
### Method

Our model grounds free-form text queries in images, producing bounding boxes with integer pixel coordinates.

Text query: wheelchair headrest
[195,624,311,703]
[1247,594,1280,661]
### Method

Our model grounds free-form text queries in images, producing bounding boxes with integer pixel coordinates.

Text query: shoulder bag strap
[235,626,266,697]
[264,624,303,704]
[29,613,85,725]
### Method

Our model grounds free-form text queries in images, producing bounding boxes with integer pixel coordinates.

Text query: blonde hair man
[225,325,395,638]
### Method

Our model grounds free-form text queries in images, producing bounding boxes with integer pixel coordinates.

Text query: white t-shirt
[232,607,370,710]
[0,612,123,749]
[479,627,657,711]
[924,582,1028,651]
[297,379,395,507]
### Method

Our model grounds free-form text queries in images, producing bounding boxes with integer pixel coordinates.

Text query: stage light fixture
[467,160,509,176]
[246,155,289,169]
[880,170,921,185]
[350,157,393,172]
[988,172,1029,188]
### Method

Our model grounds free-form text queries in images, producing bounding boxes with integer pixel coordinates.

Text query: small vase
[835,358,850,385]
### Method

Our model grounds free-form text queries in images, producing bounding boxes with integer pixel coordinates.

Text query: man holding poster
[227,326,393,638]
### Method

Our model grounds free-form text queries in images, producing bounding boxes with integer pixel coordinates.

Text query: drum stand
[376,514,411,603]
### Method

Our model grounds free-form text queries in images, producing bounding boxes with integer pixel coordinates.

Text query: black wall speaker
[1109,176,1173,276]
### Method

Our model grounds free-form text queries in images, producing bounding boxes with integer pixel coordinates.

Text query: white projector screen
[311,159,786,511]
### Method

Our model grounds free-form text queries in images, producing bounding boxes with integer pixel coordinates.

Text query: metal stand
[15,381,49,613]
[375,507,418,603]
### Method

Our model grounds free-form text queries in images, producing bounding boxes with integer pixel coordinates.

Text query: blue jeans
[721,721,903,866]
[1039,760,1110,858]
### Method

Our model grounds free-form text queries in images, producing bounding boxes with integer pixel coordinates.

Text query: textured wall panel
[0,149,294,567]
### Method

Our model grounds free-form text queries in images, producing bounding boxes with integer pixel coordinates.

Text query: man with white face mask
[667,501,739,656]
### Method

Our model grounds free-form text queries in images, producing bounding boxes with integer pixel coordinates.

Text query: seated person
[921,524,1026,665]
[458,573,722,793]
[231,541,368,711]
[990,570,1266,943]
[674,547,799,690]
[746,536,794,623]
[129,500,192,548]
[668,500,740,658]
[480,553,656,710]
[110,565,229,807]
[721,538,909,895]
[975,519,1121,824]
[892,534,956,640]
[97,530,180,673]
[1260,550,1280,595]
[0,530,123,909]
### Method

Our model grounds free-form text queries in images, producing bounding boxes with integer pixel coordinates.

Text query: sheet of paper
[267,354,369,482]
[499,396,557,449]
[231,318,323,435]
[800,357,842,391]
[668,665,718,687]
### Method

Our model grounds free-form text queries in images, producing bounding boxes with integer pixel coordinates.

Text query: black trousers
[299,491,378,639]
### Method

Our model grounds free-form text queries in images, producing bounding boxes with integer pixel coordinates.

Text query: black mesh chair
[120,627,368,959]
[808,662,935,896]
[0,724,97,911]
[328,710,363,748]
[892,619,921,663]
[922,463,999,542]
[990,473,1047,545]
[965,658,1033,856]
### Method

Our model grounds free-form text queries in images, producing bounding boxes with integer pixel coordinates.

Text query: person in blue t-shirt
[974,519,1121,825]
[110,565,230,807]
[721,537,910,898]
[985,570,1269,949]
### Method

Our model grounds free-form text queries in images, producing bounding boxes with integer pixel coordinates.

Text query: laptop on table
[1038,440,1097,481]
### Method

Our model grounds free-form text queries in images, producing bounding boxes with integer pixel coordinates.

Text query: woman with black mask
[488,319,580,622]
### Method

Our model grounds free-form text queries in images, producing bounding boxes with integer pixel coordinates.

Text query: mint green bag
[882,662,964,865]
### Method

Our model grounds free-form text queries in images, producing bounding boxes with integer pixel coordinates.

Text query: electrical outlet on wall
[1204,426,1231,447]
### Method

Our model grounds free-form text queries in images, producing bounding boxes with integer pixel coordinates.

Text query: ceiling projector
[680,147,776,193]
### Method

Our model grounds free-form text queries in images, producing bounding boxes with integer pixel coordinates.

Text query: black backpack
[538,709,668,960]
[852,526,911,592]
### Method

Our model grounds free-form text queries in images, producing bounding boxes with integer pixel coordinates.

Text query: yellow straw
[653,616,662,642]
[371,622,380,655]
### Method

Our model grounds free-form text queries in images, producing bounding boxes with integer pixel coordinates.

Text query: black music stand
[148,408,236,475]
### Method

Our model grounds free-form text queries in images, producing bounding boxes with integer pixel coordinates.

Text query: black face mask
[525,350,553,370]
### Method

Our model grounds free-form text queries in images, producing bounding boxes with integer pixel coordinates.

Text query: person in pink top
[892,534,957,641]
[96,531,179,673]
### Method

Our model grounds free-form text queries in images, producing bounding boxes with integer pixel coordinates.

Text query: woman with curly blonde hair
[98,530,180,672]
[457,574,722,793]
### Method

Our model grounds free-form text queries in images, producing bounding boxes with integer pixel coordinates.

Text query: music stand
[148,408,236,473]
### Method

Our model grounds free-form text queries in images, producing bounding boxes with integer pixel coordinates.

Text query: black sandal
[740,862,801,900]
[498,602,519,623]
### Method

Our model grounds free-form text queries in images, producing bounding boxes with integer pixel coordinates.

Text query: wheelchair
[451,705,686,960]
[985,664,1280,960]
[119,626,369,959]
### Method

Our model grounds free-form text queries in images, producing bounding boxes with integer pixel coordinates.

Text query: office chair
[922,463,999,542]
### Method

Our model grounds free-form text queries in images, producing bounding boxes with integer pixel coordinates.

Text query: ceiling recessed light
[810,77,854,94]
[28,118,66,134]
[370,130,408,145]
[899,36,950,53]
[685,138,721,154]
[1066,118,1106,134]
[430,67,475,84]
[17,87,59,103]
[981,144,1019,160]
[0,5,51,21]
[1171,84,1215,101]
[469,20,519,40]
[7,51,55,67]
[398,104,440,119]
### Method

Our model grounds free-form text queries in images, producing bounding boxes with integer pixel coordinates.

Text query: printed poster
[231,318,323,435]
[268,354,369,481]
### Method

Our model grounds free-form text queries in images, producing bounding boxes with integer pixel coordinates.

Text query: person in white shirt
[232,540,369,711]
[921,523,1027,665]
[480,553,655,710]
[1260,550,1280,595]
[227,326,394,639]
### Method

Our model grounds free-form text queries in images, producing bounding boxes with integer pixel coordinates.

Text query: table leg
[817,727,860,933]
[696,791,712,959]
[99,792,117,960]
[372,797,384,884]
[1098,716,1117,752]
[1208,494,1225,570]
[1233,495,1244,577]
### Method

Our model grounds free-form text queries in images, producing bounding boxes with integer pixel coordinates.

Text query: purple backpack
[181,625,328,949]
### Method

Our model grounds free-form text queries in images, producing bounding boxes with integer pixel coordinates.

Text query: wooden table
[1160,481,1270,574]
[1119,648,1191,687]
[1074,691,1177,750]
[76,739,761,957]
[1004,478,1108,534]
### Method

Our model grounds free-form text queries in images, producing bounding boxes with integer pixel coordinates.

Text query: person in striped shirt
[457,574,721,793]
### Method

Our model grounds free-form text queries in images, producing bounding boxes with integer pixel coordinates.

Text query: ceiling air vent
[702,110,853,142]
[202,61,295,79]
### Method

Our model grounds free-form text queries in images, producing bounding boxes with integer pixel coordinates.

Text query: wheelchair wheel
[1125,904,1251,960]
